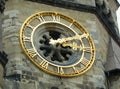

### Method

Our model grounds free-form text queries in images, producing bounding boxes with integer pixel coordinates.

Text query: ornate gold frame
[20,11,96,77]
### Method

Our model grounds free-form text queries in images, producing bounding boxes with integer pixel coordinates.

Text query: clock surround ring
[20,11,96,77]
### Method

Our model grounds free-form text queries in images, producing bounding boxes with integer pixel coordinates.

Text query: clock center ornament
[20,11,96,77]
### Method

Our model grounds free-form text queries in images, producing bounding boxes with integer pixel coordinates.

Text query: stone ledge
[4,10,19,18]
[4,73,38,82]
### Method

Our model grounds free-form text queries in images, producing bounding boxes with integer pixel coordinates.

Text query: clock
[20,11,95,77]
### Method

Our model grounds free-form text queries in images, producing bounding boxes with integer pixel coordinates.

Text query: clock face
[20,11,95,77]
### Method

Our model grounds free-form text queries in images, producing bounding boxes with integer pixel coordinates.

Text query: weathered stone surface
[74,0,96,6]
[0,64,3,88]
[1,0,119,89]
[107,75,120,89]
[0,13,2,51]
[4,10,19,18]
[1,0,109,88]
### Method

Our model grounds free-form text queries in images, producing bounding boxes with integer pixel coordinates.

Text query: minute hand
[59,33,89,43]
[49,33,89,45]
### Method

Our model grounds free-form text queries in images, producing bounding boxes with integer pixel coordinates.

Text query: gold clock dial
[20,11,95,77]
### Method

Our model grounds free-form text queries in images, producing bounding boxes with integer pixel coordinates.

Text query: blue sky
[117,0,120,34]
[117,7,120,34]
[118,0,120,3]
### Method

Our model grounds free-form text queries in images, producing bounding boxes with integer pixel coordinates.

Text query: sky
[117,7,120,34]
[117,0,120,34]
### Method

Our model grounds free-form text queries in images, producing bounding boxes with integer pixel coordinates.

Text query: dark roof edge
[28,0,96,12]
[115,0,120,6]
[96,2,120,47]
[105,69,120,77]
[28,0,120,46]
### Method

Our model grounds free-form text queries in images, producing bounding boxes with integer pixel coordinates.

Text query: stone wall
[107,0,119,34]
[72,0,96,6]
[0,13,2,51]
[1,0,112,89]
[109,75,120,89]
[0,6,3,89]
[0,64,3,89]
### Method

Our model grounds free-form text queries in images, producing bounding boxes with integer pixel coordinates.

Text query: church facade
[0,0,120,89]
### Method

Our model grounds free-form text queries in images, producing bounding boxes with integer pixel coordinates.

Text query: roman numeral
[37,16,45,22]
[27,48,37,57]
[83,47,91,53]
[57,67,64,74]
[40,60,48,69]
[80,33,89,39]
[23,35,31,42]
[72,66,79,73]
[80,57,89,66]
[52,15,60,22]
[27,24,34,30]
[68,22,74,28]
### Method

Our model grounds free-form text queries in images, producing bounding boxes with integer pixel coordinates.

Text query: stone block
[3,19,12,24]
[10,36,19,42]
[90,31,99,41]
[4,10,19,18]
[1,1,114,89]
[74,0,96,6]
[2,26,20,37]
[12,70,22,74]
[95,60,104,70]
[61,75,83,84]
[15,21,21,26]
[2,22,10,28]
[96,51,102,60]
[93,67,105,76]
[4,33,18,40]
[9,13,17,18]
[2,81,13,89]
[0,65,3,87]
[109,76,120,89]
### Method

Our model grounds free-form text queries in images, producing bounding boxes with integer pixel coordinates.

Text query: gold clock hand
[49,33,89,45]
[62,42,83,50]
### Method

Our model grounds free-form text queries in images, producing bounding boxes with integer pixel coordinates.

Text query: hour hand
[49,37,74,45]
[49,38,64,45]
[62,42,83,50]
